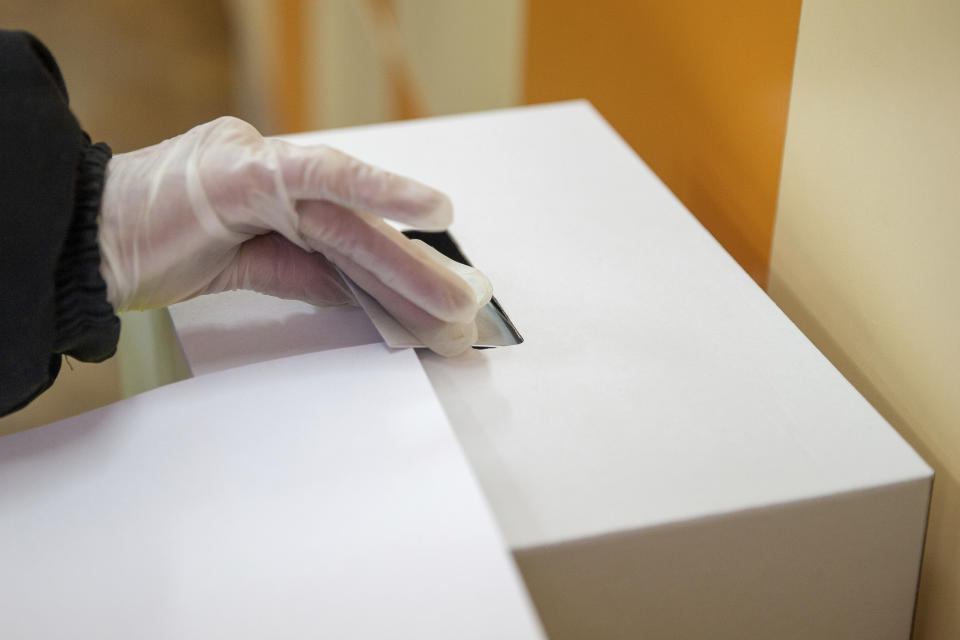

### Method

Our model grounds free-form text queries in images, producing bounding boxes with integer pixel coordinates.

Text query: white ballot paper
[0,345,544,640]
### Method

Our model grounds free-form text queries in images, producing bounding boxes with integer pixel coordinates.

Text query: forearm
[0,31,119,416]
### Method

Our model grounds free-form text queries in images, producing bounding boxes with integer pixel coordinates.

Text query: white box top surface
[170,102,930,550]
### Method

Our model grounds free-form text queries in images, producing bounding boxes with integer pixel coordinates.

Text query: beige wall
[304,0,526,130]
[769,1,960,637]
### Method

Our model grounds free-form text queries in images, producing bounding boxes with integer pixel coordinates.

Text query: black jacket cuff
[52,138,120,362]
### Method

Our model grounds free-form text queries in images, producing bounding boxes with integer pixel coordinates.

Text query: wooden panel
[272,0,310,133]
[524,0,801,285]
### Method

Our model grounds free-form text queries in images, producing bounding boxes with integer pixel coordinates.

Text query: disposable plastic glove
[97,116,492,356]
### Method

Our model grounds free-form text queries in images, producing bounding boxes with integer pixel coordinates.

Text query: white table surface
[0,347,545,640]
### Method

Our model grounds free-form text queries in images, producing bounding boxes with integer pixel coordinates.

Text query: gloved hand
[97,116,492,356]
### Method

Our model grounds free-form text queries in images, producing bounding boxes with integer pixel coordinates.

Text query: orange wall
[524,0,801,285]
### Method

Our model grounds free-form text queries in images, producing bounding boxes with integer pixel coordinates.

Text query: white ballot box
[167,102,932,639]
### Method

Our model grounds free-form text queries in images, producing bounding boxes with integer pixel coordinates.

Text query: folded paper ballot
[0,345,544,639]
[346,279,523,349]
[344,231,523,350]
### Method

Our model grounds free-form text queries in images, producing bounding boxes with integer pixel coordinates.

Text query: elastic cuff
[52,137,121,362]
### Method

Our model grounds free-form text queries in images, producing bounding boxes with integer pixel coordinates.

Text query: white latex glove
[97,116,492,356]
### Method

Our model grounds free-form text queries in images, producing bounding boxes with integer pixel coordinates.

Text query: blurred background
[1,0,798,284]
[1,1,958,638]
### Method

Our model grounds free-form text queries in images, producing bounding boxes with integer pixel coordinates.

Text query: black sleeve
[0,30,120,417]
